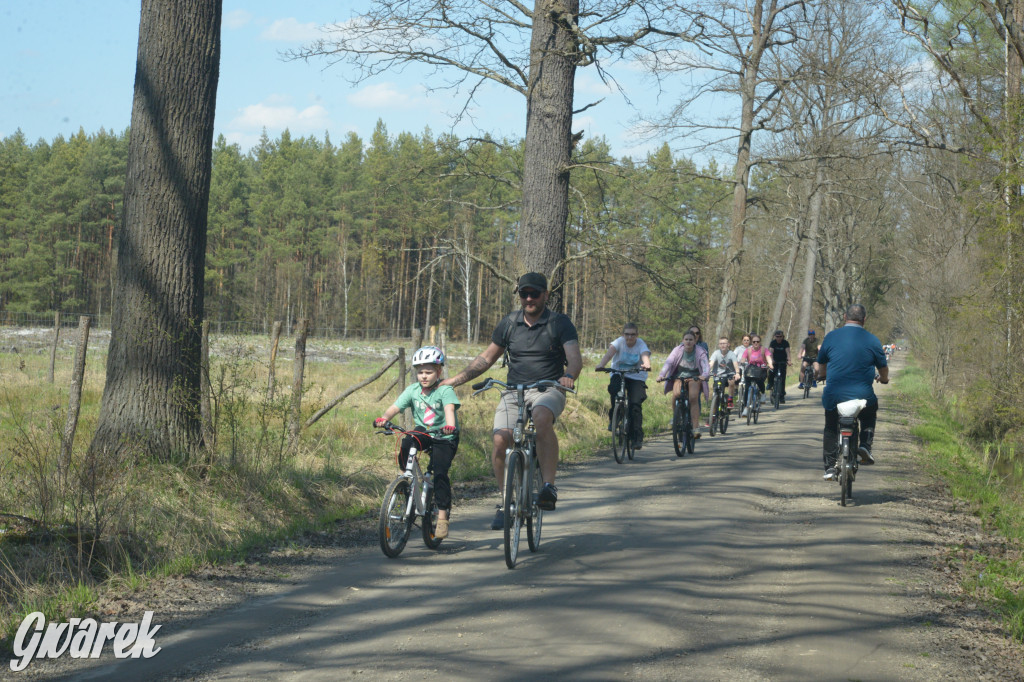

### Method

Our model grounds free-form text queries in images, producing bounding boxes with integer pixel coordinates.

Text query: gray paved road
[74,366,962,681]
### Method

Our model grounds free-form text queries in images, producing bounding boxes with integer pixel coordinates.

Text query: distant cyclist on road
[815,304,889,481]
[798,330,819,389]
[658,331,710,438]
[443,272,582,530]
[595,323,652,450]
[708,336,741,409]
[740,335,773,417]
[767,330,792,403]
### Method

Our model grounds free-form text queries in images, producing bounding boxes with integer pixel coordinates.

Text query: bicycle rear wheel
[421,485,443,549]
[503,450,524,568]
[672,398,686,457]
[379,477,414,558]
[611,401,627,464]
[840,444,850,506]
[527,453,543,552]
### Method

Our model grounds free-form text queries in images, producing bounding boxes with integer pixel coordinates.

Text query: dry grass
[0,329,672,641]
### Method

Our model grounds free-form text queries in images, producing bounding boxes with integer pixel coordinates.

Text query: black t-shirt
[492,308,578,384]
[768,338,790,365]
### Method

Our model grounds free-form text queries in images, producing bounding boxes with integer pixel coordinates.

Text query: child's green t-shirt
[394,383,461,439]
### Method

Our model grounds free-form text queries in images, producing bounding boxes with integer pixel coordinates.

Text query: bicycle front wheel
[771,381,780,409]
[804,373,811,399]
[379,477,414,558]
[527,453,543,552]
[720,401,730,435]
[611,401,627,464]
[672,399,686,457]
[708,394,719,437]
[421,485,443,549]
[503,450,525,568]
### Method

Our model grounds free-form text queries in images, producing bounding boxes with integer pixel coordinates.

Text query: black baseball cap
[517,272,548,292]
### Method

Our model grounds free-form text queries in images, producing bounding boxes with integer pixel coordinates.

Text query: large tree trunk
[797,162,826,333]
[89,0,221,464]
[766,231,801,336]
[518,0,578,312]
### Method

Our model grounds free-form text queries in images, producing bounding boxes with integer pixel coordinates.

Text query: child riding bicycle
[374,346,460,539]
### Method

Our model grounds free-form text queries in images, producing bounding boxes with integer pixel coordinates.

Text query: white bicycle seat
[837,398,868,418]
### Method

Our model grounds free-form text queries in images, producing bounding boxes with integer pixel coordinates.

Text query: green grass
[899,362,1024,642]
[0,333,674,644]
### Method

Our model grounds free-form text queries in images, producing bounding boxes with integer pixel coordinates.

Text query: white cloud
[224,10,251,30]
[260,18,321,42]
[346,82,417,110]
[228,101,331,133]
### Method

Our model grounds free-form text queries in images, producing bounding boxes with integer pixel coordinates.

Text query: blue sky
[2,1,684,159]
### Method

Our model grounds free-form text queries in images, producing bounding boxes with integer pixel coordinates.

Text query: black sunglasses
[519,289,543,299]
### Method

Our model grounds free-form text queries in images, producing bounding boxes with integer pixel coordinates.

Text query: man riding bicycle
[443,272,582,530]
[815,304,889,481]
[595,323,652,449]
[798,329,819,389]
[767,330,792,403]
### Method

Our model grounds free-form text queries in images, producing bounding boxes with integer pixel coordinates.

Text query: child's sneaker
[435,518,449,539]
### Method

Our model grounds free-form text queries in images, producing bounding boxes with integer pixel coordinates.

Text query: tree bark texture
[518,0,579,312]
[89,0,221,463]
[797,163,826,334]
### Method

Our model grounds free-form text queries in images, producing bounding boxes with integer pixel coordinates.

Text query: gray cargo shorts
[492,387,567,433]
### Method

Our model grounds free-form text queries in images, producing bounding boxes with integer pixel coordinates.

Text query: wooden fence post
[267,320,283,402]
[59,316,90,479]
[288,319,309,451]
[48,311,60,383]
[397,346,410,429]
[200,320,215,459]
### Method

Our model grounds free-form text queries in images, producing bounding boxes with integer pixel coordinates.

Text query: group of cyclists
[376,272,890,540]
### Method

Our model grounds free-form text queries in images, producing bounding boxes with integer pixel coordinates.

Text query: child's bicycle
[375,421,449,558]
[596,365,641,463]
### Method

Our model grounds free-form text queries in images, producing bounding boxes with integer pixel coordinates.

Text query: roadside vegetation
[899,362,1024,643]
[0,334,672,645]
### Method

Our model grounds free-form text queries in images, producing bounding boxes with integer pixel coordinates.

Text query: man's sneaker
[798,383,804,389]
[490,505,504,530]
[780,396,786,404]
[537,483,558,511]
[633,438,643,450]
[858,445,875,465]
[823,467,838,481]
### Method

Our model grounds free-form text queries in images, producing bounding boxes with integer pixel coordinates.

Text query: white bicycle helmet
[411,345,445,367]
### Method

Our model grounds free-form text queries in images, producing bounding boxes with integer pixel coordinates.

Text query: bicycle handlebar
[595,366,643,374]
[374,421,457,437]
[471,377,577,396]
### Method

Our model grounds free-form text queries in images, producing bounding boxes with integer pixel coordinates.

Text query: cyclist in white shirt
[708,336,741,408]
[595,322,652,449]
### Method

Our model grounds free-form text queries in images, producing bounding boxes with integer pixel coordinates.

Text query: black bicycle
[744,366,766,426]
[770,366,785,409]
[472,377,575,569]
[597,366,641,463]
[834,399,867,506]
[708,373,732,437]
[660,376,697,457]
[375,422,448,557]
[802,362,816,399]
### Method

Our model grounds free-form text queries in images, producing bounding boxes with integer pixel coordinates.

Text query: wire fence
[0,311,428,342]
